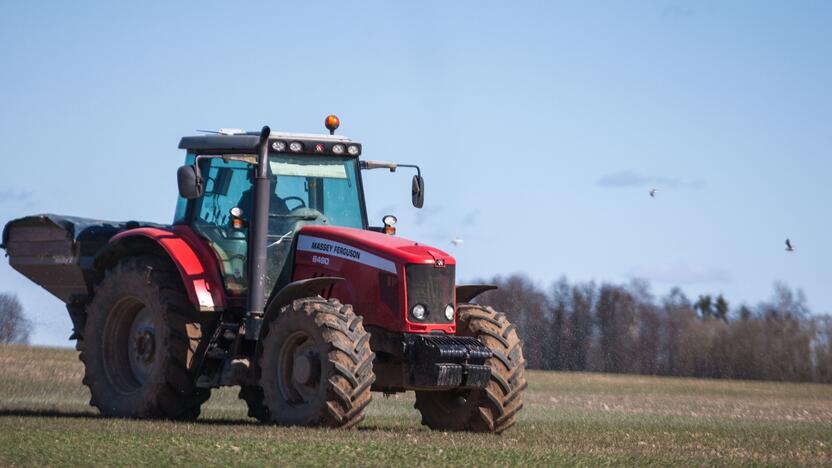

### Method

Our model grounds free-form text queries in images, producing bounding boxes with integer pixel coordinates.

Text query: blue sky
[1,1,830,346]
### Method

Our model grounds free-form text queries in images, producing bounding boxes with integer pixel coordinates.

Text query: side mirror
[411,175,424,208]
[177,165,204,199]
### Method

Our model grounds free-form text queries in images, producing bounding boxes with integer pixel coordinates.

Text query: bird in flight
[649,188,657,198]
[785,238,795,252]
[451,237,464,246]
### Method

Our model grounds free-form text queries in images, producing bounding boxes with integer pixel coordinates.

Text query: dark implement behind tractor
[1,118,526,432]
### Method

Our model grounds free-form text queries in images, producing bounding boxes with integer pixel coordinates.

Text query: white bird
[785,238,794,252]
[451,237,464,246]
[649,188,657,198]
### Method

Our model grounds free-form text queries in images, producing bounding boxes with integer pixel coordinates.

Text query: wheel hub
[127,307,157,386]
[134,329,156,363]
[292,351,319,385]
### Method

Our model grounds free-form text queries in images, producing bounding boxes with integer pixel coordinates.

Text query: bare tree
[0,293,31,344]
[813,316,832,383]
[714,295,729,322]
[597,284,636,373]
[566,282,595,371]
[547,278,571,370]
[694,295,714,319]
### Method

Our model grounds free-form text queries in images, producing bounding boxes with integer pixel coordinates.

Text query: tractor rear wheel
[80,256,214,419]
[240,297,374,428]
[414,303,527,433]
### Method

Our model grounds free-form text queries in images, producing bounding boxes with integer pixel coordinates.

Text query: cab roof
[178,131,360,155]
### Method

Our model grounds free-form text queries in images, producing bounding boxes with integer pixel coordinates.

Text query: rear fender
[95,226,226,312]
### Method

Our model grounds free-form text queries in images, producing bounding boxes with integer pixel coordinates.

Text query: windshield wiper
[268,230,294,248]
[268,213,319,221]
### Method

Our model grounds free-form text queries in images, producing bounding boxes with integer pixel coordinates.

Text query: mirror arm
[360,160,397,171]
[361,160,421,178]
[193,155,207,181]
[395,163,421,180]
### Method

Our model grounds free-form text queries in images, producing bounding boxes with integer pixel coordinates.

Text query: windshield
[267,154,364,230]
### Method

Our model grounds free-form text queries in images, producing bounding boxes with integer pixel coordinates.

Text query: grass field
[1,344,830,466]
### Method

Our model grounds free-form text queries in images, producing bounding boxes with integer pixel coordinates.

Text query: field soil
[1,344,830,466]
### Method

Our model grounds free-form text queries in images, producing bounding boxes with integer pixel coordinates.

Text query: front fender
[264,276,345,320]
[96,226,226,312]
[456,284,498,303]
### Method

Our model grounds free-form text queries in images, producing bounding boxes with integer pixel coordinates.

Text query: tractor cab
[177,131,367,298]
[176,119,423,304]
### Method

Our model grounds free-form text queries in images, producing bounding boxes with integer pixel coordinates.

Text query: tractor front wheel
[414,303,527,433]
[240,297,375,428]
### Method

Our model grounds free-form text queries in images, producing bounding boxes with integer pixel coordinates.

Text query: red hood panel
[297,225,455,266]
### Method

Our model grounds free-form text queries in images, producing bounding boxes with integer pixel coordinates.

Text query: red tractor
[1,118,526,432]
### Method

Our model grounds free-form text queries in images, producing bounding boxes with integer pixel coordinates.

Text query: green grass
[1,345,831,466]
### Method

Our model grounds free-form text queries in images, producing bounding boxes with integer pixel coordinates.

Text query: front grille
[405,264,455,323]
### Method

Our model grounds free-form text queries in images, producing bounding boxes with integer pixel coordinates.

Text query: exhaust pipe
[244,125,271,340]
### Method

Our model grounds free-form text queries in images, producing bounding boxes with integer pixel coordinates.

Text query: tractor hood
[296,225,455,269]
[293,224,457,334]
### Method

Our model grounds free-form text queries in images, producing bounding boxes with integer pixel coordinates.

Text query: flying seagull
[785,238,794,252]
[451,237,464,246]
[649,188,657,198]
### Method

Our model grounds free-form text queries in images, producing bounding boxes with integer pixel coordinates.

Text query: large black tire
[239,297,374,428]
[80,256,214,419]
[414,304,527,433]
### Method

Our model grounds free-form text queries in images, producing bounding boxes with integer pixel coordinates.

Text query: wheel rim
[277,331,322,405]
[102,296,158,394]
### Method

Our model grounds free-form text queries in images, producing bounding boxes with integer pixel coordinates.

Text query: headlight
[332,144,345,154]
[444,304,454,321]
[347,145,360,156]
[289,141,303,152]
[411,304,426,320]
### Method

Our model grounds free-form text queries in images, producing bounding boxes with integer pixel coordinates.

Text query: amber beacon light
[325,115,340,135]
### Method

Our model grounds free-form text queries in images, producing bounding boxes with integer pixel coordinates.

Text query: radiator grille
[405,264,455,324]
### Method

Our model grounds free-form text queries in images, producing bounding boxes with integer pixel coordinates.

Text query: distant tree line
[476,275,832,383]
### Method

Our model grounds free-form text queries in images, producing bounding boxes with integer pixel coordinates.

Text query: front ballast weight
[411,335,492,388]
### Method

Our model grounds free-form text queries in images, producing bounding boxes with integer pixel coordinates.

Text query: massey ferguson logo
[434,258,445,268]
[298,235,397,274]
[311,241,361,259]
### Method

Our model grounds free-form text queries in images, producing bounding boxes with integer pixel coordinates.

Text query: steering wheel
[289,207,329,227]
[283,196,306,211]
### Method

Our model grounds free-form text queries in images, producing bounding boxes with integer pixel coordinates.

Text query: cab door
[190,159,253,296]
[189,158,309,300]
